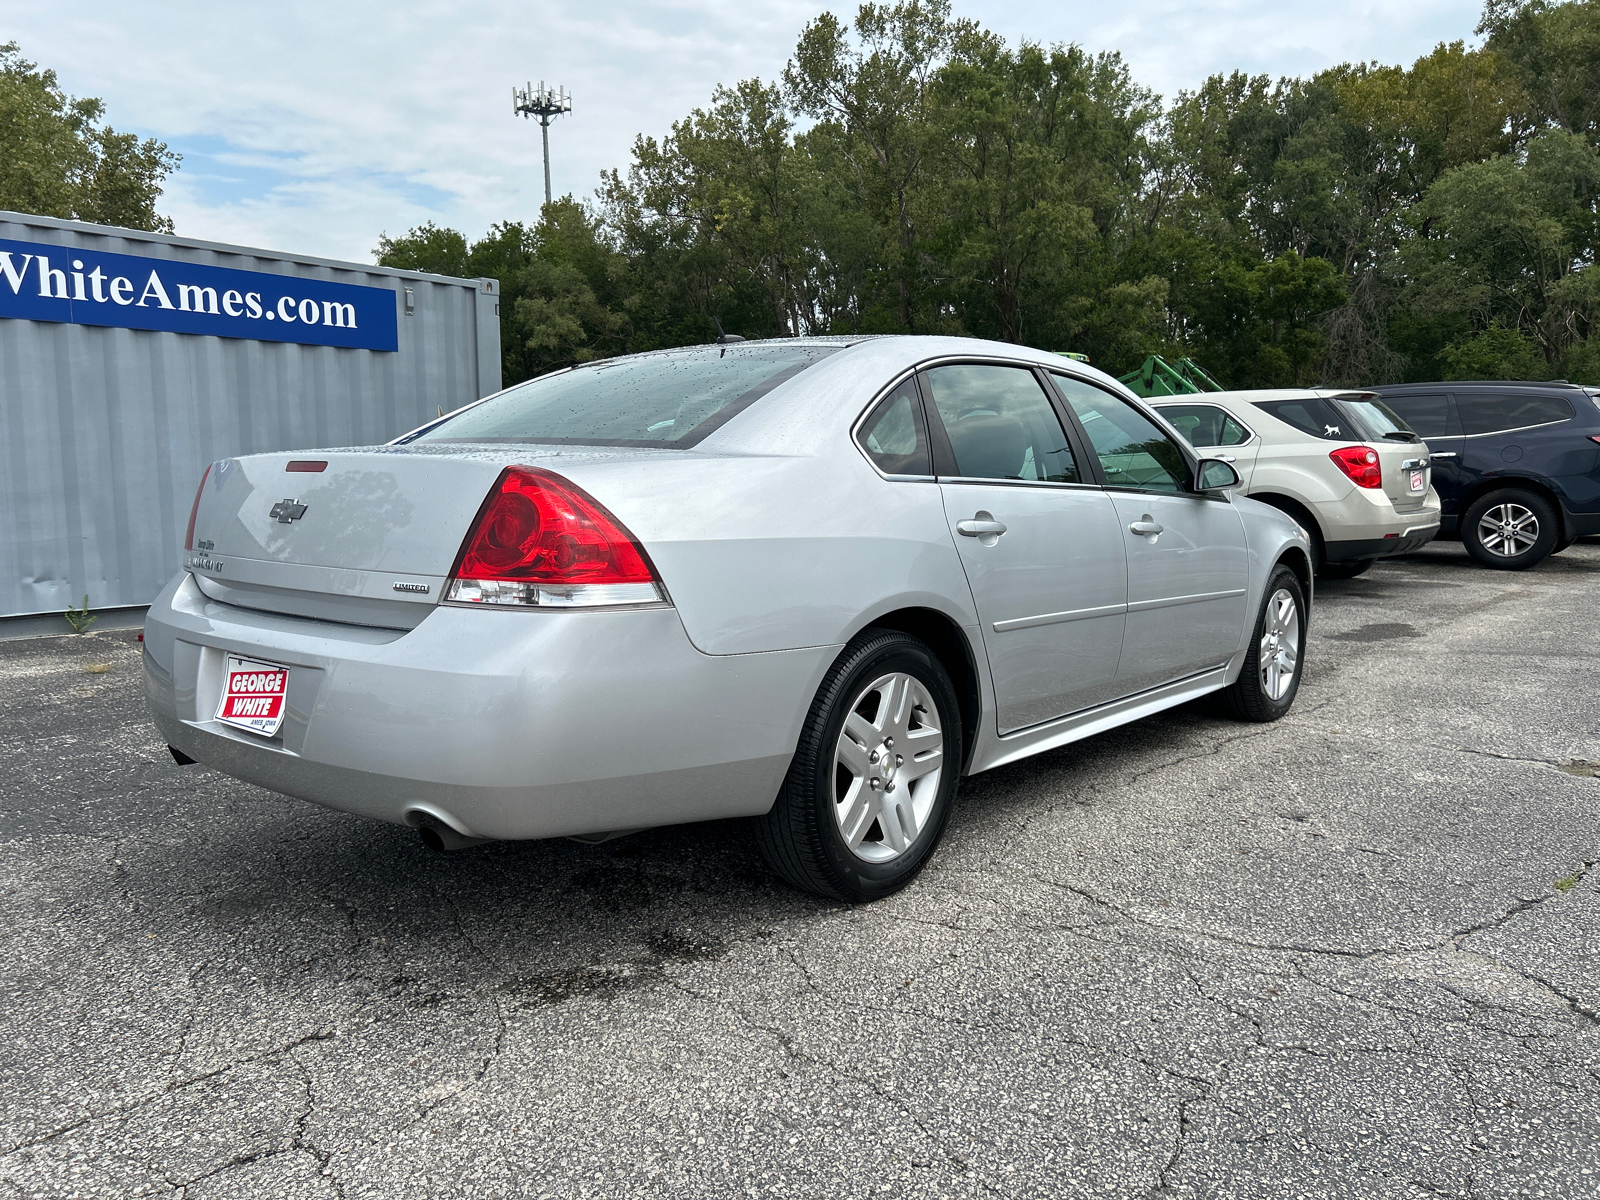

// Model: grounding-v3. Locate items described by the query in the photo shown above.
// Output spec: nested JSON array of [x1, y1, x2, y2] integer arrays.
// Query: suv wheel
[[756, 629, 962, 902], [1462, 488, 1559, 570]]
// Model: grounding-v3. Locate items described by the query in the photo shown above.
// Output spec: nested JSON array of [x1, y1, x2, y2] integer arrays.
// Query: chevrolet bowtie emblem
[[270, 499, 309, 523]]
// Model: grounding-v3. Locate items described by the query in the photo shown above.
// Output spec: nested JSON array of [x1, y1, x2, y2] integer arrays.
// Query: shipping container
[[0, 210, 501, 621]]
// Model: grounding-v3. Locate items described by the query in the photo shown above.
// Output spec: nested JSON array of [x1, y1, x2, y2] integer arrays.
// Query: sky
[[5, 0, 1485, 264]]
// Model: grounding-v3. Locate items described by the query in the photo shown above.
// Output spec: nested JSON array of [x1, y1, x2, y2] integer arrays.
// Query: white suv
[[1152, 390, 1442, 579]]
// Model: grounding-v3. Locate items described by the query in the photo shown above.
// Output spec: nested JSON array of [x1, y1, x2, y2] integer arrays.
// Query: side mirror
[[1195, 458, 1242, 492]]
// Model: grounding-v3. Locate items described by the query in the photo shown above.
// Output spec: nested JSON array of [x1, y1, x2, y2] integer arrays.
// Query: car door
[[1151, 401, 1261, 485], [1382, 392, 1464, 516], [1051, 374, 1250, 694], [920, 362, 1129, 734]]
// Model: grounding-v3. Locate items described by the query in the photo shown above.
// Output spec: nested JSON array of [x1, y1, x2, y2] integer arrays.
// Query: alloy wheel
[[1478, 503, 1540, 557], [1258, 588, 1300, 701], [832, 671, 944, 863]]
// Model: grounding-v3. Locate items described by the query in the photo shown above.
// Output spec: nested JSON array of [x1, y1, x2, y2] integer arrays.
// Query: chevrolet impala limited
[[144, 336, 1314, 901]]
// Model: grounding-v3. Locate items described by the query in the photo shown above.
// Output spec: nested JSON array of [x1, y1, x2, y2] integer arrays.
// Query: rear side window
[[922, 364, 1080, 483], [1251, 397, 1356, 440], [1455, 392, 1574, 435], [412, 343, 838, 448], [1382, 394, 1456, 438], [857, 378, 932, 476], [1157, 403, 1251, 447]]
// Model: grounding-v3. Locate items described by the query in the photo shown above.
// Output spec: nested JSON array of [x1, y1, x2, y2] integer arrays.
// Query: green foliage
[[381, 0, 1600, 389], [63, 595, 96, 634], [0, 43, 179, 232]]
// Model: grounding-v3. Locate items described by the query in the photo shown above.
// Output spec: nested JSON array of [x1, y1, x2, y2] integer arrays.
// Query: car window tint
[[1157, 403, 1250, 447], [922, 364, 1079, 483], [1251, 397, 1353, 440], [1054, 376, 1188, 493], [1339, 397, 1413, 439], [412, 343, 838, 447], [1455, 392, 1574, 435], [1382, 394, 1454, 438], [857, 377, 931, 475]]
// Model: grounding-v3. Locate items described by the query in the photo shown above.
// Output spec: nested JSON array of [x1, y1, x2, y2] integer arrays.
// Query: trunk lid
[[185, 445, 671, 628], [1371, 437, 1433, 513]]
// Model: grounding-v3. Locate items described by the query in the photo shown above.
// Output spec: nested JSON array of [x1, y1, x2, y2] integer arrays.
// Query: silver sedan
[[144, 336, 1314, 901]]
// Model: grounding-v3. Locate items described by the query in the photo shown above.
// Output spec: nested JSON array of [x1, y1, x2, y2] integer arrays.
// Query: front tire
[[1462, 488, 1558, 570], [756, 630, 962, 902], [1217, 565, 1306, 723]]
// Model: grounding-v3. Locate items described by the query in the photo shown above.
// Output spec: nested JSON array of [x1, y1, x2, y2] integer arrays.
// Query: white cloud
[[4, 0, 1482, 263]]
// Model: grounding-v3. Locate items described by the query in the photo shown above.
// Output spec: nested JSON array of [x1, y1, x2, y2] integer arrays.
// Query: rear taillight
[[1328, 445, 1382, 489], [1589, 435, 1600, 445], [446, 466, 665, 608], [183, 463, 212, 550]]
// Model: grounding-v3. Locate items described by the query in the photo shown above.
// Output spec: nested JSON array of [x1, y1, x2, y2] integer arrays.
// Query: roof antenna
[[713, 316, 745, 345]]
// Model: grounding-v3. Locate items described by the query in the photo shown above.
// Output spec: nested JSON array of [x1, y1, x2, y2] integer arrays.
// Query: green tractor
[[1116, 355, 1225, 398]]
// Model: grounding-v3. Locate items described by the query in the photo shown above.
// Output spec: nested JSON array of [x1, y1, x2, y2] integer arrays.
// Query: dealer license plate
[[217, 655, 290, 737], [1409, 469, 1425, 493]]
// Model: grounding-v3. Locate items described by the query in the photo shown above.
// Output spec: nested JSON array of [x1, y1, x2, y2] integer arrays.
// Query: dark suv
[[1371, 382, 1600, 569]]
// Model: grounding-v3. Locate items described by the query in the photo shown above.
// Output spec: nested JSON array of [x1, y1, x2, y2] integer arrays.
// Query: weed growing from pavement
[[1553, 874, 1582, 893], [63, 595, 96, 634]]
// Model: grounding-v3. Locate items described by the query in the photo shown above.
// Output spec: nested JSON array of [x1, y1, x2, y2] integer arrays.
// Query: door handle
[[1216, 455, 1237, 463], [956, 518, 1008, 537], [1129, 519, 1164, 537]]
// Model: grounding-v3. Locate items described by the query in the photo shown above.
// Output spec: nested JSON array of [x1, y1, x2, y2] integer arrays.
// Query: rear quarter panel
[[555, 450, 979, 656]]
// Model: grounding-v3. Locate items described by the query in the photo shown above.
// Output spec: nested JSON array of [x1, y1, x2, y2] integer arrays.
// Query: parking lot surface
[[2, 538, 1597, 1199]]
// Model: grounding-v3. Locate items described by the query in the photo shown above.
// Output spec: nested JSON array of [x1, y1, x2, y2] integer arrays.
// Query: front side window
[[1054, 376, 1188, 493], [922, 364, 1080, 483], [1382, 394, 1455, 439], [1252, 396, 1356, 440], [1455, 391, 1574, 436], [412, 344, 838, 448], [857, 377, 932, 475], [1158, 403, 1251, 448]]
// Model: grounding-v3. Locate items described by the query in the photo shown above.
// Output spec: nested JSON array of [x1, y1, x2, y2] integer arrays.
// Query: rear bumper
[[1324, 522, 1440, 563], [143, 573, 833, 841]]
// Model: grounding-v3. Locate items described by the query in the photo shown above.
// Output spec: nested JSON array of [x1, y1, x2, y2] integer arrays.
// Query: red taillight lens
[[447, 467, 663, 608], [1328, 445, 1383, 489], [183, 463, 212, 550]]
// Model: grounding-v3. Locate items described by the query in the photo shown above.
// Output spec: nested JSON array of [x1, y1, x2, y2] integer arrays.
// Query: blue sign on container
[[0, 236, 399, 351]]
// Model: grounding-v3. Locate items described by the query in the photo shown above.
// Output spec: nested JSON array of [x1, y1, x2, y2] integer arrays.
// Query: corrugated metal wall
[[0, 212, 501, 619]]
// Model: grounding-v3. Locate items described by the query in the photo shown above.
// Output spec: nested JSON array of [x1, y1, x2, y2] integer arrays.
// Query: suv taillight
[[183, 463, 212, 550], [446, 466, 664, 608], [1328, 445, 1382, 489]]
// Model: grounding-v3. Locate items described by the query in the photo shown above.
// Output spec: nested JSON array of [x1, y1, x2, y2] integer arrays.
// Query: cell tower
[[513, 82, 572, 209]]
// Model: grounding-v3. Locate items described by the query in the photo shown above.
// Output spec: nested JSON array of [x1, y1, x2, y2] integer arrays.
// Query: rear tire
[[755, 630, 962, 903], [1462, 488, 1558, 570], [1217, 565, 1306, 724], [1317, 557, 1374, 580]]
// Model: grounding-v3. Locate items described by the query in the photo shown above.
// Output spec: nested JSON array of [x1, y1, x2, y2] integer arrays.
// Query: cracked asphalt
[[2, 537, 1598, 1199]]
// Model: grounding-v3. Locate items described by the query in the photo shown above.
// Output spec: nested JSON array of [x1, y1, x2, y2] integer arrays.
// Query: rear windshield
[[1251, 397, 1356, 441], [412, 343, 838, 448], [1336, 396, 1419, 441]]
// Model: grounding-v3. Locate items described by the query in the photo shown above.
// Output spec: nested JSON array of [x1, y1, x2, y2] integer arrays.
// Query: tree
[[0, 42, 178, 232]]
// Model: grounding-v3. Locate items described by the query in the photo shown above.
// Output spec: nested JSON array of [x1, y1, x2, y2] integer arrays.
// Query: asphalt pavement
[[2, 538, 1597, 1199]]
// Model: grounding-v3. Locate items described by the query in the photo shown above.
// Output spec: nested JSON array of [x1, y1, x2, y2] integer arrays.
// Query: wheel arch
[[857, 606, 983, 774], [1275, 545, 1315, 616], [1459, 475, 1568, 540], [1249, 492, 1328, 562]]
